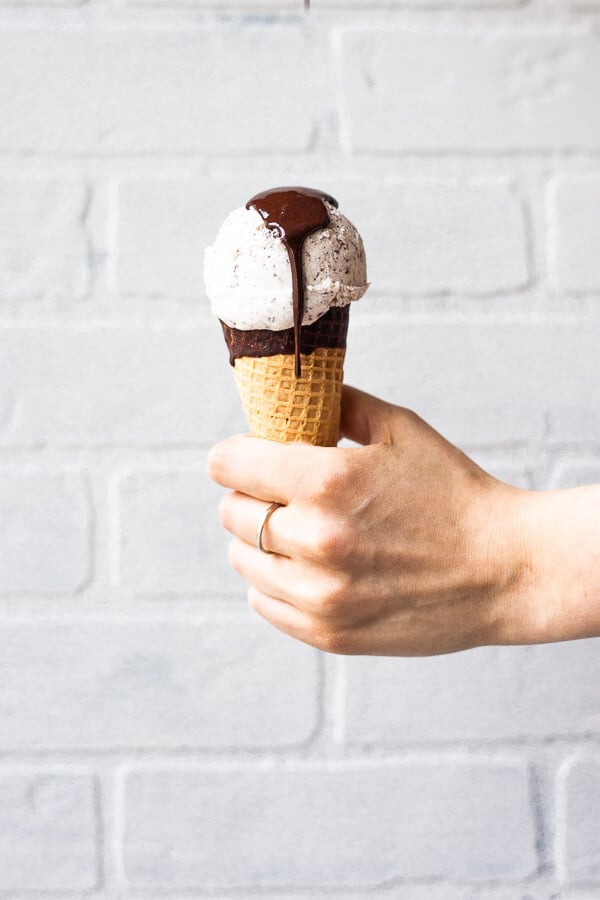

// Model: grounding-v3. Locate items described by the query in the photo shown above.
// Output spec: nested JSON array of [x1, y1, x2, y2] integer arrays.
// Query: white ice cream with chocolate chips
[[204, 200, 368, 331]]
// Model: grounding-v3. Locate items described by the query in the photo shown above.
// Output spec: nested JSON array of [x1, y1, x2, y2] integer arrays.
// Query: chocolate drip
[[246, 186, 338, 377], [221, 304, 349, 366]]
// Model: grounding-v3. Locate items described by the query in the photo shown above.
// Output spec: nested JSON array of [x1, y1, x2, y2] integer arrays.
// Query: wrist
[[519, 486, 600, 644], [467, 481, 546, 647], [480, 484, 600, 647]]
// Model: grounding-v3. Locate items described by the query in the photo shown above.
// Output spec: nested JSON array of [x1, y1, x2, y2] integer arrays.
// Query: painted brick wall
[[0, 0, 599, 897]]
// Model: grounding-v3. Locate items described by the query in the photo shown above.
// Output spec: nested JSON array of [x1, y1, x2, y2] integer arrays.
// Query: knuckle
[[313, 456, 354, 503], [313, 624, 355, 656], [247, 587, 260, 612], [207, 445, 228, 483], [311, 519, 338, 560], [315, 575, 351, 618], [396, 406, 421, 429], [227, 539, 242, 572], [218, 493, 233, 528], [311, 519, 354, 568]]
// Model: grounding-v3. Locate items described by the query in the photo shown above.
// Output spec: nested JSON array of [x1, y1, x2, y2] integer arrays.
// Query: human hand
[[207, 386, 537, 656]]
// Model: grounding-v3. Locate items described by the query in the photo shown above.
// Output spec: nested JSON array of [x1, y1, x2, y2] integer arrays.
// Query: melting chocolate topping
[[246, 186, 338, 377]]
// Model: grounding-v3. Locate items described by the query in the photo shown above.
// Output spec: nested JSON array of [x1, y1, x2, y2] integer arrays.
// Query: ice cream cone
[[222, 304, 350, 446], [232, 346, 345, 446], [204, 188, 369, 448]]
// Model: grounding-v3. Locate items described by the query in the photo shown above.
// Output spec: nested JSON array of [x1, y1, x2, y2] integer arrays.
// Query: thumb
[[340, 385, 398, 446]]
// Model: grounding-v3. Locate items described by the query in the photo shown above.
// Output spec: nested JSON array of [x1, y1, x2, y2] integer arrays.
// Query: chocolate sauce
[[246, 186, 338, 377]]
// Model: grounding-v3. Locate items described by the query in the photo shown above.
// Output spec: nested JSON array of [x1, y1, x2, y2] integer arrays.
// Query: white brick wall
[[342, 181, 531, 295], [0, 0, 598, 895], [0, 472, 91, 594], [0, 621, 319, 749], [0, 180, 89, 300], [550, 176, 600, 293], [342, 642, 600, 744], [557, 757, 600, 885], [120, 760, 536, 888], [0, 771, 99, 891], [339, 31, 600, 153], [116, 470, 242, 594], [0, 325, 244, 445], [0, 29, 322, 155]]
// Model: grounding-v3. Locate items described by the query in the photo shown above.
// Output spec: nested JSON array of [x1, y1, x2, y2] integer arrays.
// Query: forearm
[[498, 485, 600, 646]]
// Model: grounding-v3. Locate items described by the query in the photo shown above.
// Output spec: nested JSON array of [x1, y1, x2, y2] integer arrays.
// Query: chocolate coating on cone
[[221, 304, 349, 366], [246, 187, 338, 376]]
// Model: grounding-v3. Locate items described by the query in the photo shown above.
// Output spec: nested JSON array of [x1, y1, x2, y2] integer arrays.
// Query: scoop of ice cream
[[204, 200, 368, 331]]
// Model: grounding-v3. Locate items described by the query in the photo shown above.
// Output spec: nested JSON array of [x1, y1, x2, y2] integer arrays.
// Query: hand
[[207, 386, 539, 656]]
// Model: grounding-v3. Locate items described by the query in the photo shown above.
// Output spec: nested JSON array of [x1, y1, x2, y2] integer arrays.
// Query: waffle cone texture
[[233, 347, 345, 447]]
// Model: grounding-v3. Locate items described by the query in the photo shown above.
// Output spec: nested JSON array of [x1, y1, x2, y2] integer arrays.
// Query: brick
[[2, 320, 597, 449], [343, 640, 600, 744], [0, 771, 97, 891], [318, 0, 520, 6], [2, 320, 596, 449], [550, 461, 600, 489], [124, 178, 529, 299], [132, 0, 299, 6], [120, 760, 535, 888], [0, 29, 320, 155], [0, 621, 319, 749], [340, 31, 600, 153], [557, 756, 600, 885], [217, 891, 549, 900], [342, 182, 529, 295], [118, 177, 264, 299], [0, 325, 245, 446], [119, 174, 332, 301], [201, 890, 554, 900], [118, 179, 206, 299], [0, 180, 89, 300], [555, 894, 600, 900], [118, 175, 527, 301], [344, 318, 600, 447], [0, 0, 83, 5], [550, 177, 600, 292], [116, 470, 242, 596], [0, 472, 91, 595]]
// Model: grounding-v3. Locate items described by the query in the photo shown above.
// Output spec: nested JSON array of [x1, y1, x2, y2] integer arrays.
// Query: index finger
[[207, 434, 336, 503]]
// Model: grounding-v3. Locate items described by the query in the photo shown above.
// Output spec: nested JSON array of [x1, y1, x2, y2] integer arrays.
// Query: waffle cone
[[232, 348, 345, 446]]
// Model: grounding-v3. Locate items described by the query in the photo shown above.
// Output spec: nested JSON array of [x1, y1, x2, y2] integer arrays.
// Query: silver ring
[[256, 502, 282, 554]]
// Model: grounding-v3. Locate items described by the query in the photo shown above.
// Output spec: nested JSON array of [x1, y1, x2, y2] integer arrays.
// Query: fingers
[[341, 386, 438, 453], [229, 538, 318, 608], [220, 492, 292, 557], [207, 434, 338, 503], [229, 537, 352, 622], [340, 385, 396, 446], [248, 588, 362, 655], [220, 490, 366, 570], [248, 588, 319, 647]]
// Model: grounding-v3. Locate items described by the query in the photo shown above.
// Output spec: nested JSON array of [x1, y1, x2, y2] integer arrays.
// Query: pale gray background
[[0, 0, 599, 897]]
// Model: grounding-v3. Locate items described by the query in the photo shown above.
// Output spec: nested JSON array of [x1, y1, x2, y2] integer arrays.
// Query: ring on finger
[[256, 502, 283, 554]]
